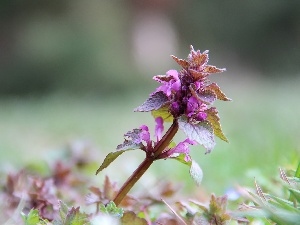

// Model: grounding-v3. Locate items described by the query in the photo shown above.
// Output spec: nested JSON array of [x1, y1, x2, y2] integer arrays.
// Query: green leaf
[[171, 154, 203, 185], [22, 209, 40, 225], [151, 105, 173, 122], [268, 194, 299, 212], [65, 207, 90, 225], [289, 188, 300, 203], [172, 153, 192, 166], [55, 201, 90, 225], [191, 195, 231, 224], [96, 150, 131, 175], [134, 91, 169, 112], [59, 201, 69, 222], [121, 211, 148, 225], [178, 116, 215, 153], [189, 160, 203, 185], [295, 162, 300, 178], [100, 201, 124, 218], [205, 107, 228, 142]]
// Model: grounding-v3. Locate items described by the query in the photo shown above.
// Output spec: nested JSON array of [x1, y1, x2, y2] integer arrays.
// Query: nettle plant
[[96, 46, 231, 206]]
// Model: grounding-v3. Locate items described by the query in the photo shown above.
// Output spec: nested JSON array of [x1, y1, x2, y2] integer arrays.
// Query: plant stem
[[153, 119, 178, 158], [113, 119, 179, 206], [113, 157, 153, 206]]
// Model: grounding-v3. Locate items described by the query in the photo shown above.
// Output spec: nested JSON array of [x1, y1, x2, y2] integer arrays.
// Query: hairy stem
[[113, 119, 179, 206]]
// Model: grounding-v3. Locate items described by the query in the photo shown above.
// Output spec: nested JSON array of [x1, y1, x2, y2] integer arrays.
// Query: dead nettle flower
[[96, 46, 231, 205], [134, 46, 231, 154]]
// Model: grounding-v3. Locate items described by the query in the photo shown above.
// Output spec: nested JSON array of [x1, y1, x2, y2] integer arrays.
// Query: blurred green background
[[0, 0, 299, 195]]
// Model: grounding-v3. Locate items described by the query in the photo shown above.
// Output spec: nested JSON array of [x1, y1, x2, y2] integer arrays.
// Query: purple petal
[[186, 96, 199, 116], [197, 112, 207, 121], [139, 125, 150, 143], [154, 70, 181, 97], [155, 117, 164, 141], [193, 81, 202, 90], [140, 125, 149, 131], [166, 69, 179, 80], [155, 85, 169, 96], [167, 138, 196, 161], [171, 80, 181, 92]]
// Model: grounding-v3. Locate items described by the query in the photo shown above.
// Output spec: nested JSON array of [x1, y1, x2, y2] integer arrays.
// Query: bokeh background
[[1, 0, 300, 195]]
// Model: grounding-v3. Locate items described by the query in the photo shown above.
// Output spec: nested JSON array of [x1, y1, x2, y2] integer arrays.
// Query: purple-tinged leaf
[[117, 140, 144, 151], [189, 69, 206, 80], [117, 127, 149, 151], [123, 129, 142, 143], [205, 83, 231, 101], [188, 46, 209, 67], [178, 116, 215, 153], [190, 83, 217, 105], [171, 55, 189, 69], [120, 128, 146, 148], [198, 90, 217, 105], [205, 107, 228, 142], [96, 128, 147, 175], [134, 91, 169, 112], [190, 160, 203, 186], [153, 75, 173, 83], [204, 65, 226, 74]]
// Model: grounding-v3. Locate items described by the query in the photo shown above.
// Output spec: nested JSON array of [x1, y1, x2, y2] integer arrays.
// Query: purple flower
[[154, 70, 181, 97], [149, 47, 227, 124], [186, 96, 199, 117], [196, 112, 207, 121], [186, 96, 208, 121], [155, 117, 164, 141], [139, 125, 151, 147], [158, 138, 196, 162]]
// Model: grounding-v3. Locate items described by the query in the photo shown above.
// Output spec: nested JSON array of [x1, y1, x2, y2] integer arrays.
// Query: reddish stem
[[113, 119, 179, 206]]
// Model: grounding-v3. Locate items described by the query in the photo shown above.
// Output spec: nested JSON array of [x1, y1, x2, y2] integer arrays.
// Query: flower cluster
[[134, 46, 230, 155], [152, 46, 229, 123]]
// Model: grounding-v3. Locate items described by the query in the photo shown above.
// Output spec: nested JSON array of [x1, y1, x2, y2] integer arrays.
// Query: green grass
[[0, 76, 299, 196]]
